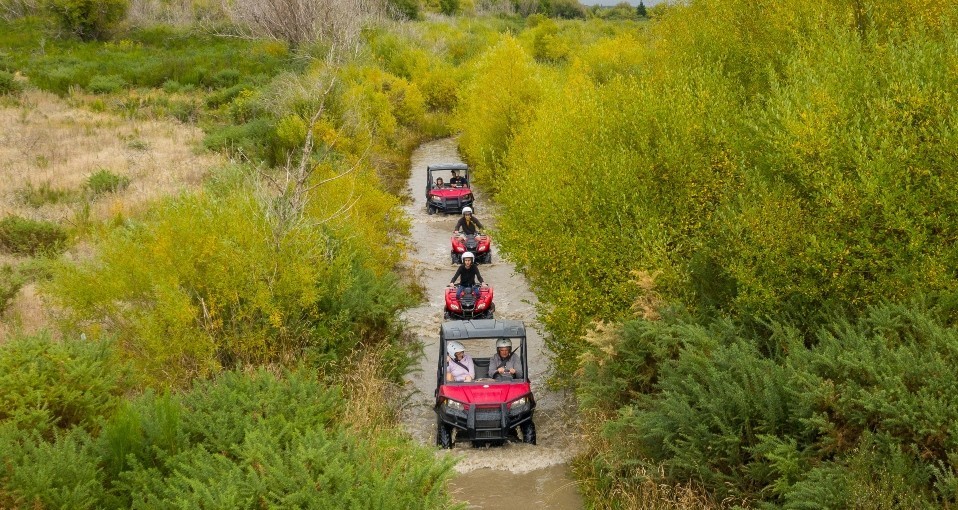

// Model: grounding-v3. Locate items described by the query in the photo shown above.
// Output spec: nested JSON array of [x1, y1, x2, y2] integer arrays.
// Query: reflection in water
[[400, 138, 583, 509]]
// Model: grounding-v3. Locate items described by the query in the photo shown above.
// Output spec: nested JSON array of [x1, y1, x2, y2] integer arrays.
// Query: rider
[[488, 338, 522, 380], [449, 170, 467, 187], [435, 177, 445, 188], [448, 251, 485, 300], [446, 341, 474, 382], [454, 207, 484, 240]]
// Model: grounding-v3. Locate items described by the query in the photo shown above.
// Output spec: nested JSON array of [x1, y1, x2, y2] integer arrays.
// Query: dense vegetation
[[0, 2, 483, 507], [452, 0, 958, 506], [5, 0, 956, 506]]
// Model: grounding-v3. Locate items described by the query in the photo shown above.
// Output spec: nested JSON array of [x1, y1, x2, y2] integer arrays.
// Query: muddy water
[[400, 138, 583, 509]]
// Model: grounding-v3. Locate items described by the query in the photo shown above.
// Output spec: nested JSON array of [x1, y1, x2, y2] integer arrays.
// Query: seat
[[473, 357, 491, 378]]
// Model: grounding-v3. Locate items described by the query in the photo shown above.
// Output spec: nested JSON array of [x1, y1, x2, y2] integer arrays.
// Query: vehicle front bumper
[[435, 397, 535, 441], [429, 196, 474, 213]]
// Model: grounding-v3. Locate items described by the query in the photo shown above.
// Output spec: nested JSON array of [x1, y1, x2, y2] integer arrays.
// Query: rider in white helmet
[[446, 340, 475, 382], [489, 337, 522, 379], [454, 206, 484, 242], [448, 250, 486, 300]]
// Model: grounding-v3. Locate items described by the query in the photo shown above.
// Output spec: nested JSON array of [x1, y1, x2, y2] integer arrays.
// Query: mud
[[400, 138, 583, 509]]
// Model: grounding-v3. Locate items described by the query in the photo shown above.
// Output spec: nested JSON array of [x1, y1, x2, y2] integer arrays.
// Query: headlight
[[450, 303, 460, 311], [510, 397, 530, 414], [476, 302, 487, 311], [431, 196, 443, 203], [463, 194, 472, 201], [445, 399, 464, 411]]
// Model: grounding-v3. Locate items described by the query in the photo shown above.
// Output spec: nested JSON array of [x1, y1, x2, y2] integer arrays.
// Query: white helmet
[[462, 207, 473, 215], [448, 341, 465, 356], [462, 252, 474, 261], [496, 338, 512, 349]]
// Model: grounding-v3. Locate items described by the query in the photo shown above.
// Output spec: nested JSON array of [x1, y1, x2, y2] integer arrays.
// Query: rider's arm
[[454, 218, 464, 231], [474, 218, 484, 230], [475, 266, 483, 284], [450, 266, 463, 284]]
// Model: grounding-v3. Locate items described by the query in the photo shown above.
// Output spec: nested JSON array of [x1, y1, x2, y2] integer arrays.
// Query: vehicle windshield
[[443, 337, 524, 383], [430, 169, 469, 188]]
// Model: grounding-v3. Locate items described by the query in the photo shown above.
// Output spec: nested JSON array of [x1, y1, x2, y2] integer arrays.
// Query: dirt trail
[[400, 139, 583, 508]]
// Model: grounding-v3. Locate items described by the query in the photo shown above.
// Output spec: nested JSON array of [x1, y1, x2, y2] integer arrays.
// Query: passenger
[[489, 338, 522, 380], [454, 207, 484, 241], [450, 170, 467, 187], [435, 177, 445, 188], [446, 341, 474, 382], [447, 252, 485, 300]]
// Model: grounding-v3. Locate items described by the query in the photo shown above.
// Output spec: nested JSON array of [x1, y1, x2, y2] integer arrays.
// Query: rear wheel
[[520, 420, 536, 445], [437, 420, 453, 449]]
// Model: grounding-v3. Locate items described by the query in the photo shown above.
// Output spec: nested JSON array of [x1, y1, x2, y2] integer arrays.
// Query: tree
[[636, 0, 647, 17], [45, 0, 128, 41]]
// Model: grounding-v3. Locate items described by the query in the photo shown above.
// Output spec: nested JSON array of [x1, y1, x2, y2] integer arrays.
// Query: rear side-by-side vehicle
[[435, 320, 536, 448]]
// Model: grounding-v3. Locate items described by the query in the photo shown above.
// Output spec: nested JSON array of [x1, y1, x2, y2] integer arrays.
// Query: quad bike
[[435, 320, 537, 449], [444, 285, 495, 320], [451, 233, 492, 264]]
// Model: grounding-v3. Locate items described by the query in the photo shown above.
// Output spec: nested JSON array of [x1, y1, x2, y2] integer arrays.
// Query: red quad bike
[[445, 285, 495, 320], [451, 233, 492, 264], [425, 163, 474, 215], [435, 320, 537, 448]]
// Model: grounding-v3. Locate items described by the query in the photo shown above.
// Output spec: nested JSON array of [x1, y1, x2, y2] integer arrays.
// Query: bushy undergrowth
[[0, 215, 68, 255], [50, 167, 411, 387], [0, 339, 457, 509], [451, 0, 958, 506], [577, 301, 958, 506]]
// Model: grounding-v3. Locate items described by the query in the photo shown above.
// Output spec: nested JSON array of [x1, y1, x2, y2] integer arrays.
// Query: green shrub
[[0, 334, 131, 436], [203, 118, 274, 160], [204, 83, 249, 108], [578, 301, 958, 505], [85, 169, 129, 195], [386, 0, 421, 19], [1, 426, 105, 510], [0, 70, 23, 95], [52, 169, 411, 386], [1, 368, 457, 509], [16, 181, 75, 207], [209, 68, 240, 88], [0, 215, 68, 255], [0, 264, 25, 314], [86, 73, 125, 94], [44, 0, 129, 41]]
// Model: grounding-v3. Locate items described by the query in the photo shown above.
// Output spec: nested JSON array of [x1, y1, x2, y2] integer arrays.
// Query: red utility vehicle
[[444, 286, 494, 320], [435, 320, 537, 448], [426, 163, 474, 215]]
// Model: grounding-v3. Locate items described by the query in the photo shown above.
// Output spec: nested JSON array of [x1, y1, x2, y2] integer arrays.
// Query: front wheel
[[451, 253, 460, 264], [427, 205, 435, 215], [520, 420, 536, 445], [443, 311, 452, 320], [437, 420, 453, 449]]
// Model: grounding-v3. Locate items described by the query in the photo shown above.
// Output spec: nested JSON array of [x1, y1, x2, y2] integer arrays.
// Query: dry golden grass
[[0, 89, 222, 340], [0, 89, 220, 223]]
